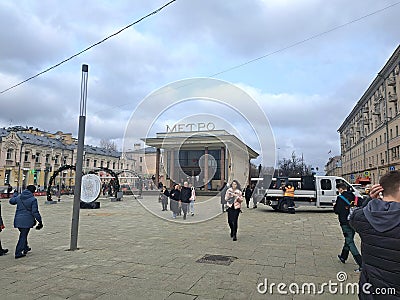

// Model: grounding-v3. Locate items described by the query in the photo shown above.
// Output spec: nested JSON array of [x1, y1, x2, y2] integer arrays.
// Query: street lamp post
[[70, 64, 89, 251]]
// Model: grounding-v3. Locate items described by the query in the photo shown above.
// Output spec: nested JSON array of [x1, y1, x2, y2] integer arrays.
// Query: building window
[[24, 151, 29, 162], [139, 166, 143, 172], [107, 161, 110, 168], [390, 129, 393, 139], [112, 162, 116, 169], [45, 154, 50, 163], [120, 163, 123, 169], [94, 160, 97, 167], [86, 159, 90, 167], [100, 161, 104, 168], [139, 157, 143, 163], [6, 149, 13, 160], [63, 156, 67, 165], [397, 125, 399, 136], [55, 155, 59, 164], [35, 153, 40, 163]]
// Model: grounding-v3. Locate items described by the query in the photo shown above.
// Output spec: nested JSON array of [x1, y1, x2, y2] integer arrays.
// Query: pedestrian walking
[[189, 185, 196, 216], [0, 201, 8, 256], [225, 180, 243, 241], [160, 186, 169, 211], [334, 183, 362, 272], [220, 182, 228, 213], [244, 185, 252, 208], [180, 182, 191, 220], [349, 172, 400, 299], [170, 184, 181, 219], [9, 185, 43, 259], [6, 183, 12, 198]]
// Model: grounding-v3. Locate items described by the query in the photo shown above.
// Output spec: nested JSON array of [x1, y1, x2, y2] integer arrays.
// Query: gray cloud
[[0, 0, 398, 173]]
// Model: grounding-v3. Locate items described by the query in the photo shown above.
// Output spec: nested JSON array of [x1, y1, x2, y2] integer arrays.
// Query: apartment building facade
[[0, 126, 134, 191], [338, 45, 400, 184]]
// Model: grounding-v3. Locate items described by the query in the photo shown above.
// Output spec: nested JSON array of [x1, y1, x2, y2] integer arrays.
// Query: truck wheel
[[279, 200, 289, 213]]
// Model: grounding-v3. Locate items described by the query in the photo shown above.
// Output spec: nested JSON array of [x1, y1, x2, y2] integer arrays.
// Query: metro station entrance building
[[143, 123, 259, 191]]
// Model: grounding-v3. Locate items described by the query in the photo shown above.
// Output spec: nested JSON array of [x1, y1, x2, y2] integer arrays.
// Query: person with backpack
[[334, 183, 362, 272], [9, 185, 43, 259]]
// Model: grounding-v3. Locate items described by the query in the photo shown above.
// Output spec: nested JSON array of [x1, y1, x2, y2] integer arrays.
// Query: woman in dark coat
[[9, 185, 43, 259], [244, 185, 253, 208], [0, 201, 8, 256], [169, 184, 181, 219], [160, 186, 169, 211]]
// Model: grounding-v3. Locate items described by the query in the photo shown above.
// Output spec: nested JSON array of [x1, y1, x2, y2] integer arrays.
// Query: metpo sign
[[166, 122, 216, 132]]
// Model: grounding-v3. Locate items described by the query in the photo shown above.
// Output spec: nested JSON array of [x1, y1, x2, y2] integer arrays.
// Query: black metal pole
[[70, 64, 88, 251]]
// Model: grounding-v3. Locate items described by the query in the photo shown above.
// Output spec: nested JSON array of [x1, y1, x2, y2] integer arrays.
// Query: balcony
[[35, 162, 42, 169], [387, 76, 396, 86], [389, 92, 398, 102], [5, 160, 14, 166], [23, 161, 31, 168]]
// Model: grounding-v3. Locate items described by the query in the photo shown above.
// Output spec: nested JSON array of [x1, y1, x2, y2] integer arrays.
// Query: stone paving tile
[[0, 196, 360, 299]]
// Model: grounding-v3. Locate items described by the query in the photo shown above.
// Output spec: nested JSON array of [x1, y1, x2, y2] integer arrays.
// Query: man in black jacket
[[349, 171, 400, 299], [334, 183, 362, 272], [180, 182, 191, 220]]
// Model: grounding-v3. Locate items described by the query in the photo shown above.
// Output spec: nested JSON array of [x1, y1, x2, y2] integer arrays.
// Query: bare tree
[[100, 139, 117, 151], [275, 151, 312, 177]]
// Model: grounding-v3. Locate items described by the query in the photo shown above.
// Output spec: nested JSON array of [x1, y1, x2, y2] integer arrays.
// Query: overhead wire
[[90, 0, 400, 115], [0, 0, 177, 94]]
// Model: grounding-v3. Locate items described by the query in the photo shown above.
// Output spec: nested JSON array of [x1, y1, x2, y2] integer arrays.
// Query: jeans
[[189, 200, 195, 214], [181, 203, 189, 218], [340, 224, 360, 259], [16, 228, 30, 256], [227, 207, 240, 237], [161, 197, 168, 210]]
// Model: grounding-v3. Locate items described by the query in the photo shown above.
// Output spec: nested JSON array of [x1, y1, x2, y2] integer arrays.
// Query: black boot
[[338, 249, 349, 263], [354, 254, 362, 270], [0, 241, 8, 255]]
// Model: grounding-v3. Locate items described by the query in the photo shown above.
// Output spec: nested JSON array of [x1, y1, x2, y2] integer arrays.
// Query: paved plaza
[[0, 195, 362, 299]]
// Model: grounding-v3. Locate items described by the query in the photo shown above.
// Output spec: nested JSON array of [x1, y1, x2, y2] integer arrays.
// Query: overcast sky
[[0, 0, 399, 171]]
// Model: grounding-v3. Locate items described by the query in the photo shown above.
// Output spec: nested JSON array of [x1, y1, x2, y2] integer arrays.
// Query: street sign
[[364, 171, 370, 177], [389, 166, 395, 171], [350, 174, 355, 180]]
